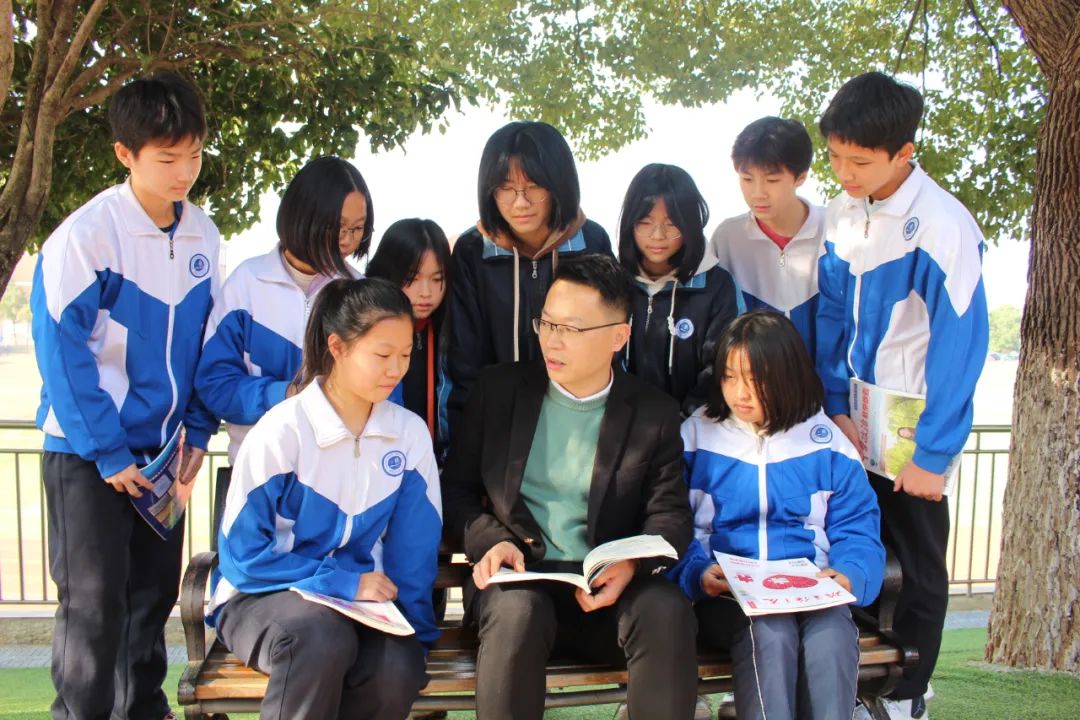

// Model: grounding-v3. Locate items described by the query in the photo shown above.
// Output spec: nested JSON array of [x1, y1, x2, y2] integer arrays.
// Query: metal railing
[[0, 422, 1011, 606]]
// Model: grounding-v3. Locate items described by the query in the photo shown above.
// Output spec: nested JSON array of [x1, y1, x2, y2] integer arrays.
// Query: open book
[[290, 587, 415, 636], [848, 378, 959, 495], [131, 424, 192, 539], [485, 535, 678, 594], [715, 553, 856, 616]]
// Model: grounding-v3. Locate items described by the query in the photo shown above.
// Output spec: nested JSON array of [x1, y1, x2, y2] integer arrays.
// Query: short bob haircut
[[297, 277, 413, 389], [109, 71, 207, 155], [551, 254, 634, 322], [618, 164, 708, 284], [277, 156, 374, 278], [477, 121, 581, 239], [704, 309, 823, 434], [731, 117, 813, 177], [819, 72, 924, 157], [366, 218, 452, 325]]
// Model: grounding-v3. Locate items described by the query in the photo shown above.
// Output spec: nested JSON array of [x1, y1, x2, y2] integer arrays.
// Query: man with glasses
[[443, 254, 698, 719]]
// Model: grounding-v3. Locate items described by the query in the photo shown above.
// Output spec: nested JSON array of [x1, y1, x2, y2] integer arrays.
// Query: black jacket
[[444, 220, 612, 439], [443, 361, 692, 611], [625, 262, 740, 417]]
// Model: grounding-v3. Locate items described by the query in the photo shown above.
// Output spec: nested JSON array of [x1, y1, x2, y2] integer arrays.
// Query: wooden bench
[[178, 474, 916, 719]]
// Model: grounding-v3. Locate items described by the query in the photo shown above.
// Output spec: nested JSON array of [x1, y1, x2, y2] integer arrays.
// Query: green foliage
[[2, 1, 1043, 250], [0, 284, 29, 324], [989, 305, 1022, 354]]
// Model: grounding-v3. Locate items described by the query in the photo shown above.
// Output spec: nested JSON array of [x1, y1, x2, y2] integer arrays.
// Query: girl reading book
[[207, 278, 441, 720], [670, 309, 885, 719]]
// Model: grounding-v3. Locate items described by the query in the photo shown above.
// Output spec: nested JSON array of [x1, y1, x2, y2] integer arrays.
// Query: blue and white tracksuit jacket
[[208, 381, 443, 645], [31, 181, 220, 478], [710, 202, 825, 357], [816, 165, 989, 474], [195, 249, 352, 463], [670, 410, 884, 607]]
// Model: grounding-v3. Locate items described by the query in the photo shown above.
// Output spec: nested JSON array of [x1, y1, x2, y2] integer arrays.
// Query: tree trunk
[[986, 0, 1080, 673]]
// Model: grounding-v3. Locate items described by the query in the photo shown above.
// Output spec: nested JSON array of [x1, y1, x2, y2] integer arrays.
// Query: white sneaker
[[880, 696, 929, 719], [612, 695, 712, 720]]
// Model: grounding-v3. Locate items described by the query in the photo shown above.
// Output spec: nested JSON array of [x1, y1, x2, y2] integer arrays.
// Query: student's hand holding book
[[815, 568, 852, 593], [893, 462, 945, 502], [575, 559, 637, 612], [356, 571, 398, 602], [178, 447, 205, 486], [105, 464, 155, 497], [700, 564, 731, 597], [473, 541, 525, 590]]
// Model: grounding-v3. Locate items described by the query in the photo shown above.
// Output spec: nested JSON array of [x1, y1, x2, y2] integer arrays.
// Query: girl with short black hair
[[671, 309, 885, 720], [617, 163, 740, 417], [367, 218, 452, 460], [197, 156, 371, 465], [445, 121, 613, 436]]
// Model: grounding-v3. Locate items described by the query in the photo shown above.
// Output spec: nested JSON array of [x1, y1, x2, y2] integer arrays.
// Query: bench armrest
[[875, 548, 902, 634], [180, 551, 218, 663]]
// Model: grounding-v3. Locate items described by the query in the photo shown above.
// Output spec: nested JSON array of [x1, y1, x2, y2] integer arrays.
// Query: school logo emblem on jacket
[[382, 450, 406, 476], [189, 253, 210, 278], [810, 424, 833, 444], [903, 217, 920, 241], [672, 318, 695, 340]]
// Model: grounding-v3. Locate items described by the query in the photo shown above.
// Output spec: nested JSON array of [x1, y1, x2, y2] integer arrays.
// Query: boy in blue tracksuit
[[30, 72, 219, 720], [710, 117, 825, 357], [817, 72, 989, 719], [671, 311, 884, 720]]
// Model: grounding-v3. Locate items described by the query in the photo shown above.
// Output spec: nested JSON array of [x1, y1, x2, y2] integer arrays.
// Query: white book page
[[290, 588, 415, 636]]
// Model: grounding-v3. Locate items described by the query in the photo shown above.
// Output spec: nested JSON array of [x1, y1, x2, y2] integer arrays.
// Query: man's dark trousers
[[44, 451, 184, 720], [471, 575, 698, 720]]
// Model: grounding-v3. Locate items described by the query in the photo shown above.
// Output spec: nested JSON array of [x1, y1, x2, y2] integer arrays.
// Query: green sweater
[[520, 380, 609, 561]]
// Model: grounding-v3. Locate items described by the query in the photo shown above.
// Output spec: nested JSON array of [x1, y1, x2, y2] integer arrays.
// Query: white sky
[[225, 91, 1030, 310]]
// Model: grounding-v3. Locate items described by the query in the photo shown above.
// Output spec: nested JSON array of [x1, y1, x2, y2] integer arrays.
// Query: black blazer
[[443, 360, 692, 586]]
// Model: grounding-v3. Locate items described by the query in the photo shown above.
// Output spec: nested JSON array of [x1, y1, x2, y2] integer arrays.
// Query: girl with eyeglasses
[[209, 278, 441, 720], [618, 163, 741, 417], [444, 121, 613, 438], [367, 218, 452, 464], [196, 156, 373, 471]]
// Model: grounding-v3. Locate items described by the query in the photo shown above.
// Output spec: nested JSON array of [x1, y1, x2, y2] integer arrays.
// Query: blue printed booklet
[[130, 424, 191, 539]]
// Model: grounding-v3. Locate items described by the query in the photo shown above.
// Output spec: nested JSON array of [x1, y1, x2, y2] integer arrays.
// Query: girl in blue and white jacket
[[208, 278, 442, 720], [195, 156, 372, 465], [671, 309, 884, 720]]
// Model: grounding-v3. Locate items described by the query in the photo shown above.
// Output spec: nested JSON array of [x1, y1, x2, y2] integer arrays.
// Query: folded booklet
[[130, 424, 193, 539], [290, 587, 415, 636], [485, 534, 678, 594], [714, 552, 856, 617], [849, 378, 959, 494]]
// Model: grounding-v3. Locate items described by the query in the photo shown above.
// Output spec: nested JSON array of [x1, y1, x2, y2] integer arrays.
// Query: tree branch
[[965, 0, 1003, 77], [892, 0, 923, 74]]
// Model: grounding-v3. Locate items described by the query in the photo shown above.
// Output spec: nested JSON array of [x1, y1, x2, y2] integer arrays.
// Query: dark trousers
[[871, 472, 950, 699], [216, 590, 428, 720], [43, 451, 184, 720], [698, 597, 859, 719], [470, 575, 698, 720]]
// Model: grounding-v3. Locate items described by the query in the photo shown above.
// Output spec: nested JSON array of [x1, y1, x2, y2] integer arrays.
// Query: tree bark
[[0, 0, 13, 117], [987, 0, 1080, 673]]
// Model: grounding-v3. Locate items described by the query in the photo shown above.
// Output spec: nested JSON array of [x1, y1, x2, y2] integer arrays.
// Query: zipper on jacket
[[169, 237, 175, 260], [778, 248, 786, 268], [160, 249, 179, 446], [354, 436, 361, 458], [531, 259, 538, 279], [645, 295, 655, 330]]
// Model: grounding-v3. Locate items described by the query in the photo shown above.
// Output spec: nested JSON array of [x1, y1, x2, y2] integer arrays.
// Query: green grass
[[0, 629, 1077, 719]]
